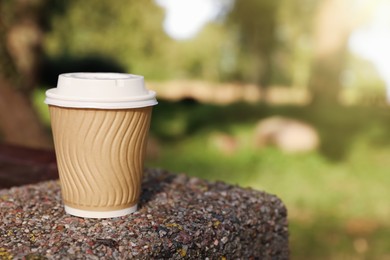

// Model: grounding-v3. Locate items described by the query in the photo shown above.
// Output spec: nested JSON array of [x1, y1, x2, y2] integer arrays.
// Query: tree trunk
[[308, 0, 352, 105], [228, 0, 279, 87], [0, 0, 51, 148], [308, 0, 375, 105], [0, 76, 52, 148]]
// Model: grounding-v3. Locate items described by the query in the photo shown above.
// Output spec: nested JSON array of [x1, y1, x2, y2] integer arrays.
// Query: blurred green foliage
[[42, 0, 386, 102], [44, 0, 170, 79]]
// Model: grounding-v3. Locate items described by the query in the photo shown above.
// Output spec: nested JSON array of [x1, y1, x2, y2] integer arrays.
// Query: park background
[[1, 0, 390, 258]]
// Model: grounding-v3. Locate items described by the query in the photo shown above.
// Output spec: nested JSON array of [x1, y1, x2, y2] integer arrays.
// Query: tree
[[222, 0, 376, 105], [226, 0, 280, 86], [44, 0, 169, 80], [308, 0, 376, 105], [0, 0, 51, 148], [0, 0, 168, 148]]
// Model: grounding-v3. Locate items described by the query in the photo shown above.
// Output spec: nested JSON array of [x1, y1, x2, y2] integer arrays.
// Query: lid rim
[[44, 98, 158, 109], [60, 72, 143, 81], [46, 88, 156, 102]]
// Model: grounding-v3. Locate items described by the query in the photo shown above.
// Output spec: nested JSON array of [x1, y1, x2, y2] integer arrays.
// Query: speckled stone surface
[[0, 169, 289, 259]]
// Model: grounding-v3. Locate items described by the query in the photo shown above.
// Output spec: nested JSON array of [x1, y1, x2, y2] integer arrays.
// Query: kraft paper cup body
[[45, 73, 157, 218], [48, 106, 151, 218]]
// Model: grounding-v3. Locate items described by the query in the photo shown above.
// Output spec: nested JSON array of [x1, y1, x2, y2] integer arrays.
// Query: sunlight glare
[[349, 1, 390, 101], [155, 0, 220, 40]]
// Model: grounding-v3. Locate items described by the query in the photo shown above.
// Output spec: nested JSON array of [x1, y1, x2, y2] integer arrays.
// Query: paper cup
[[45, 73, 157, 218]]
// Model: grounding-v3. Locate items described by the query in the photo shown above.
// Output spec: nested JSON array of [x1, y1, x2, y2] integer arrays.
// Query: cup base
[[64, 204, 137, 218]]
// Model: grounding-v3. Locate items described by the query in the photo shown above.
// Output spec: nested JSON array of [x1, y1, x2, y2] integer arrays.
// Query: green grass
[[147, 126, 390, 259], [34, 90, 390, 259]]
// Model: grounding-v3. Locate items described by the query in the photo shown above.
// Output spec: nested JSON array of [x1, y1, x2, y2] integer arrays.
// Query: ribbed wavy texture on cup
[[49, 106, 152, 211]]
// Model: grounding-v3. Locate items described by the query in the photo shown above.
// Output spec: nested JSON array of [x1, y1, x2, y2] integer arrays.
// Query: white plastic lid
[[45, 73, 158, 109]]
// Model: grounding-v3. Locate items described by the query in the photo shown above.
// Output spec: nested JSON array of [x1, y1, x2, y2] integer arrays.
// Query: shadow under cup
[[49, 105, 152, 218]]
